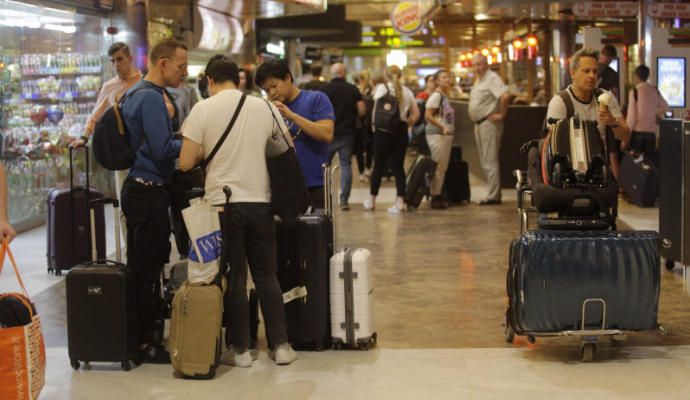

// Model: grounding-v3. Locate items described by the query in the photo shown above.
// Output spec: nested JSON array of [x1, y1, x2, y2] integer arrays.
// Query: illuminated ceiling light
[[481, 48, 490, 57], [43, 23, 76, 33], [526, 34, 538, 47], [475, 13, 489, 21], [459, 54, 467, 61], [491, 46, 500, 55], [513, 38, 524, 49]]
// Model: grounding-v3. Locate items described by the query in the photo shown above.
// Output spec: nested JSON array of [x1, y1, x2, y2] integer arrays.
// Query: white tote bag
[[182, 198, 222, 284]]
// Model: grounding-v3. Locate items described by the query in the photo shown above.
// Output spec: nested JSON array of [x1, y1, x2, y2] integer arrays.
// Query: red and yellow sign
[[391, 1, 424, 34]]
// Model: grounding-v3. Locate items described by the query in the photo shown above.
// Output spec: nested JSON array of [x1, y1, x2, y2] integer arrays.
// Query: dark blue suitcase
[[507, 230, 660, 334]]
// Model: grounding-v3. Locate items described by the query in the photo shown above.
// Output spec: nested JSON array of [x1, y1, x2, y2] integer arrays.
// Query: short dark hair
[[310, 63, 323, 77], [635, 65, 650, 81], [434, 69, 449, 80], [150, 38, 187, 64], [205, 54, 239, 86], [601, 44, 617, 58], [108, 42, 130, 57], [424, 74, 434, 83], [255, 59, 294, 87], [239, 68, 254, 90]]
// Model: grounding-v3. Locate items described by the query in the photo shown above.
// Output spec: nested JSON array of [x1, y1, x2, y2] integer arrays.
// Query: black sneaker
[[139, 344, 171, 364]]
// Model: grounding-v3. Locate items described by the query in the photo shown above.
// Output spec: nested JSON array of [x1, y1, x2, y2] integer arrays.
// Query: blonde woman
[[424, 69, 455, 209], [364, 65, 420, 213]]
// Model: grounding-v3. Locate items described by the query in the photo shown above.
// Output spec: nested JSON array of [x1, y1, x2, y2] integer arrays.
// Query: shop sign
[[572, 2, 638, 18], [647, 3, 690, 19], [391, 2, 424, 34]]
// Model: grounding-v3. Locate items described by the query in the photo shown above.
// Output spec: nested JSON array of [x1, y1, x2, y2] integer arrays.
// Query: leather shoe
[[478, 199, 502, 206]]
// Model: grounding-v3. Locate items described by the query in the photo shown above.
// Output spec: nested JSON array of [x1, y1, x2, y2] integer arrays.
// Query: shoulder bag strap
[[204, 93, 247, 167], [558, 90, 575, 119]]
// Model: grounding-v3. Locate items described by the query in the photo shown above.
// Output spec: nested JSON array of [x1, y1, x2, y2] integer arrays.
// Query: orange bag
[[0, 240, 46, 400]]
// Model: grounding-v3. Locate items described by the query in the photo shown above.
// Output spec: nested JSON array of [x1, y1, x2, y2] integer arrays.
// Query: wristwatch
[[80, 135, 89, 144]]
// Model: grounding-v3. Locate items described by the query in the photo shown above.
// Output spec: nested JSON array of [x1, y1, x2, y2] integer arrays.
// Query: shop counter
[[451, 101, 546, 189]]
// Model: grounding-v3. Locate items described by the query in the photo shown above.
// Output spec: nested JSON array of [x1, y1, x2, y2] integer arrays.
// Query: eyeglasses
[[163, 58, 188, 73]]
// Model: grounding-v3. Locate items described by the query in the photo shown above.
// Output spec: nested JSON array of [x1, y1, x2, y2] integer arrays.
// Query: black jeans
[[221, 203, 287, 350], [370, 129, 409, 197], [355, 127, 373, 174], [630, 131, 658, 165], [121, 179, 171, 346], [308, 186, 325, 210]]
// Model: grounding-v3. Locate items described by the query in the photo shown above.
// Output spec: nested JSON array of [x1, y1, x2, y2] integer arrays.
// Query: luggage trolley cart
[[505, 169, 666, 362]]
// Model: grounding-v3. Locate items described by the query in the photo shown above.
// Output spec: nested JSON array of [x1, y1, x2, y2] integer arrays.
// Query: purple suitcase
[[47, 147, 106, 275]]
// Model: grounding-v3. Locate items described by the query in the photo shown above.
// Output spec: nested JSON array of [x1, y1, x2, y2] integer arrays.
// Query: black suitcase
[[619, 152, 658, 207], [276, 211, 333, 350], [47, 147, 105, 275], [405, 155, 437, 209], [507, 230, 660, 334], [66, 198, 138, 371], [443, 145, 471, 203]]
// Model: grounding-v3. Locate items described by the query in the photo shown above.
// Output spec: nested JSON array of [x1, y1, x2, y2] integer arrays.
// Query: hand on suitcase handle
[[89, 198, 119, 208]]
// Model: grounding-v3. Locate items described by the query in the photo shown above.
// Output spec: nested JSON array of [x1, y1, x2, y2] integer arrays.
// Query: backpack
[[540, 89, 609, 188], [92, 87, 154, 171], [373, 84, 402, 133]]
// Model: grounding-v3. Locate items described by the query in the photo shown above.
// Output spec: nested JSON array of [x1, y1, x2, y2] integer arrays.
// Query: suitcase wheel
[[504, 319, 515, 344], [121, 360, 131, 371], [70, 359, 80, 370], [581, 342, 596, 362], [332, 342, 343, 350]]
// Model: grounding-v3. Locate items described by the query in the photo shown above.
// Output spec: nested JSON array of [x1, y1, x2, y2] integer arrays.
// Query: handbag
[[0, 240, 46, 400], [264, 100, 311, 221], [172, 93, 247, 192]]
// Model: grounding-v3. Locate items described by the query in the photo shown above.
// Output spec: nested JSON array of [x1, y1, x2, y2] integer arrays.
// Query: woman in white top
[[363, 65, 420, 213], [424, 69, 455, 209]]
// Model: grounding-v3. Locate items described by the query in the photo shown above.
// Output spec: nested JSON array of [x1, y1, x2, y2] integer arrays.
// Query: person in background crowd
[[624, 64, 669, 165], [0, 163, 16, 243], [468, 54, 510, 205], [364, 65, 420, 213], [120, 38, 187, 364], [546, 48, 630, 180], [425, 69, 455, 210], [239, 68, 262, 97], [416, 75, 436, 101], [319, 63, 366, 210], [166, 81, 198, 126], [598, 45, 619, 101], [299, 63, 326, 91], [197, 72, 209, 99], [355, 70, 374, 182], [179, 55, 296, 367], [255, 59, 334, 208], [71, 42, 142, 246]]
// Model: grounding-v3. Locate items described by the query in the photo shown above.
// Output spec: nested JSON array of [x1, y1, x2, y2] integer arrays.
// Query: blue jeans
[[329, 134, 355, 204]]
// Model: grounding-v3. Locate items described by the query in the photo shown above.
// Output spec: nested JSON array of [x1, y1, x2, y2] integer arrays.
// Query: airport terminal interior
[[2, 0, 690, 399]]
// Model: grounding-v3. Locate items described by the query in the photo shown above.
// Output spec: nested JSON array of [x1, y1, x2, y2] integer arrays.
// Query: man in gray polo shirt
[[468, 55, 510, 205]]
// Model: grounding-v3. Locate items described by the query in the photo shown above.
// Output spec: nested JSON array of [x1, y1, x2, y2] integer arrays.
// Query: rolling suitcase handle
[[89, 198, 122, 264], [322, 163, 340, 251]]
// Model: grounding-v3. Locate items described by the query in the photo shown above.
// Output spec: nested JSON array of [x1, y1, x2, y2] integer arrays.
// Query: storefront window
[[0, 0, 113, 230]]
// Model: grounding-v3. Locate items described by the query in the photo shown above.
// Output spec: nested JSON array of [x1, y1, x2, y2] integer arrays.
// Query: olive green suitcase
[[169, 277, 225, 379]]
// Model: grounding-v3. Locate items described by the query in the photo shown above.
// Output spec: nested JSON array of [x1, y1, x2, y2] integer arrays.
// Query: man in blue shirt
[[120, 38, 187, 363], [255, 60, 334, 208]]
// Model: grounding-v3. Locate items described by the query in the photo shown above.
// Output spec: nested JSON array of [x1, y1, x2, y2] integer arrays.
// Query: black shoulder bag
[[264, 100, 311, 222]]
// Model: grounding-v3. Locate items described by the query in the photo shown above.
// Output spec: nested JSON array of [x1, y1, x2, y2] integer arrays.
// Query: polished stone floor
[[3, 168, 690, 399]]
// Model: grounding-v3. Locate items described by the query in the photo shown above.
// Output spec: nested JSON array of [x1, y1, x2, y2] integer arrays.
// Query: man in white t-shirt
[[468, 55, 510, 205], [546, 48, 630, 179], [179, 55, 297, 368]]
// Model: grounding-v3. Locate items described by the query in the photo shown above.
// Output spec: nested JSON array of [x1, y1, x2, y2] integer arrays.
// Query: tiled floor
[[3, 170, 690, 399]]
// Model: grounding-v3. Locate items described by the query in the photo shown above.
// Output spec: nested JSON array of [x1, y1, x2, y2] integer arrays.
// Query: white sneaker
[[220, 349, 255, 368], [387, 205, 403, 214], [269, 343, 297, 365], [363, 199, 375, 211]]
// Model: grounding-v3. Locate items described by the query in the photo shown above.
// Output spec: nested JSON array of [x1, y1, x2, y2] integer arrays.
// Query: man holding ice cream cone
[[545, 48, 630, 179]]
